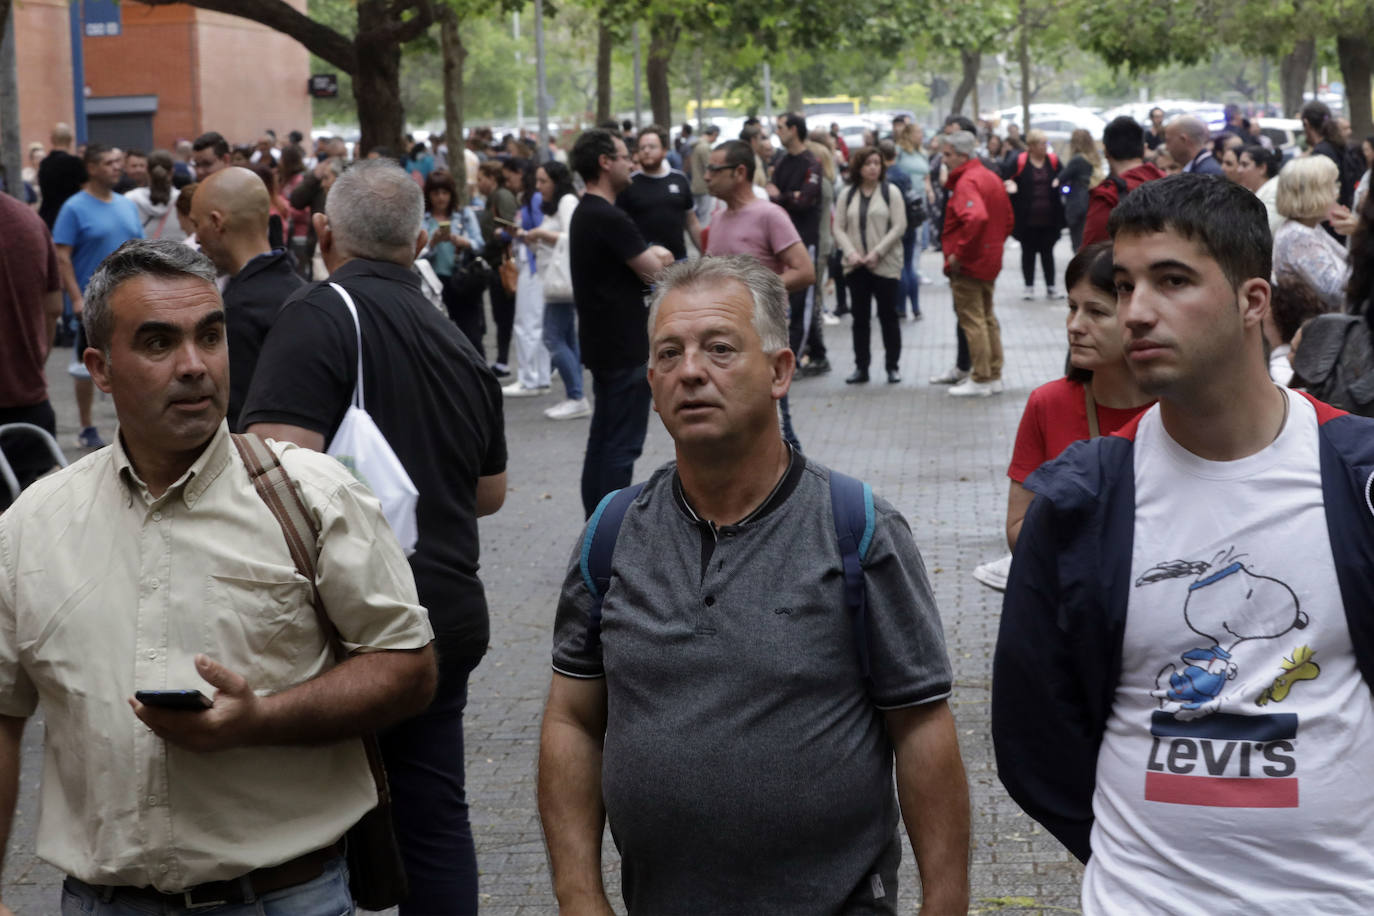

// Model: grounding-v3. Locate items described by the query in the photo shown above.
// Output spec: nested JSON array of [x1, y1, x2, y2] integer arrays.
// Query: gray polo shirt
[[552, 455, 952, 914]]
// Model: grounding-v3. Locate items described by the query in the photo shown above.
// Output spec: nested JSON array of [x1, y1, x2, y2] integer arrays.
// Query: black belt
[[69, 841, 344, 910]]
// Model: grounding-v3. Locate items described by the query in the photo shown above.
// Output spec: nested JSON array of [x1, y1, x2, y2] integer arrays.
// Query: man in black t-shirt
[[37, 123, 87, 230], [617, 124, 701, 260], [240, 159, 507, 914], [769, 112, 828, 374], [569, 128, 674, 517]]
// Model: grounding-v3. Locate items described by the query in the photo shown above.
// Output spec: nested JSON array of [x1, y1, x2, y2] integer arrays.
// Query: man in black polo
[[769, 111, 829, 375], [240, 159, 507, 915], [617, 124, 701, 259], [568, 128, 674, 517], [191, 166, 303, 430], [538, 256, 969, 914]]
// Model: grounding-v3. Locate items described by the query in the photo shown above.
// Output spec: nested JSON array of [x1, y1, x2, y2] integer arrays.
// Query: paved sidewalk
[[3, 242, 1085, 914]]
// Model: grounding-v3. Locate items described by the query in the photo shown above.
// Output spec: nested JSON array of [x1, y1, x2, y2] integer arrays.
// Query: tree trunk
[[1280, 40, 1314, 117], [596, 22, 612, 124], [1018, 0, 1031, 132], [786, 75, 804, 113], [0, 1, 20, 201], [1337, 35, 1373, 140], [352, 39, 405, 156], [646, 16, 677, 128], [949, 49, 980, 116], [440, 9, 467, 203]]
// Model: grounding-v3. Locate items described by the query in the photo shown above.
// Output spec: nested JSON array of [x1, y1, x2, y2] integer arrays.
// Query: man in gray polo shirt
[[537, 255, 969, 915]]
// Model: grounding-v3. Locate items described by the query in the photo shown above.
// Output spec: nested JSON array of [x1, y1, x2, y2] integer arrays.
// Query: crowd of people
[[3, 91, 1374, 916]]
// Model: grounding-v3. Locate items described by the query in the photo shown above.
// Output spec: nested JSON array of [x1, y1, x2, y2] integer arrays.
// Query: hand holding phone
[[135, 689, 213, 710]]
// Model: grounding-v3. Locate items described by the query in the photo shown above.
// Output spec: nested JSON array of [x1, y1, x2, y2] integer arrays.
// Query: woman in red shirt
[[1004, 240, 1154, 549]]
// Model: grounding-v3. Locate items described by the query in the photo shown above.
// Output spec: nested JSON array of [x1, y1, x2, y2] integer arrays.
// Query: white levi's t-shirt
[[1084, 388, 1374, 913]]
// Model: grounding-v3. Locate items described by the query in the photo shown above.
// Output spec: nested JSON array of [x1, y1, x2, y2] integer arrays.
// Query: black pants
[[788, 245, 826, 362], [0, 401, 57, 511], [381, 657, 481, 915], [829, 248, 848, 314], [847, 269, 901, 372], [444, 276, 486, 352], [1020, 226, 1060, 288], [488, 273, 516, 366], [581, 364, 652, 518]]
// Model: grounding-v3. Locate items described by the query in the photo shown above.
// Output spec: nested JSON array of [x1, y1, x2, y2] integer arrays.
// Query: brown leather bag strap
[[230, 433, 334, 653], [1084, 384, 1101, 439], [229, 434, 391, 803]]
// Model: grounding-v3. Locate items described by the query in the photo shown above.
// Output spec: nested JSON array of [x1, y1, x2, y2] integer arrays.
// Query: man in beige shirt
[[0, 239, 437, 913]]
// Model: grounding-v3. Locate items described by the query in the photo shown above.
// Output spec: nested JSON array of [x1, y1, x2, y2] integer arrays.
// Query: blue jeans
[[899, 232, 920, 316], [542, 300, 583, 400], [60, 858, 353, 915], [380, 658, 480, 915], [581, 364, 652, 517]]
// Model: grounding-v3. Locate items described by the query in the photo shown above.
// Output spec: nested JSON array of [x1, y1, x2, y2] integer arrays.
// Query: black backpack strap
[[578, 482, 647, 653], [829, 470, 876, 680]]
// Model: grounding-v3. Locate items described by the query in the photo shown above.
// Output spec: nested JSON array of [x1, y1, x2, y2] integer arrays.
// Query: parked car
[[986, 104, 1106, 149]]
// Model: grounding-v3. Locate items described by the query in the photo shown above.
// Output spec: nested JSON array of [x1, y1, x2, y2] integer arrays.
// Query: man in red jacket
[[941, 130, 1015, 398], [1081, 116, 1166, 247]]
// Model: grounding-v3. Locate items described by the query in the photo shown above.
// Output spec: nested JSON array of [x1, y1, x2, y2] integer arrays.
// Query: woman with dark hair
[[832, 145, 907, 384], [1266, 271, 1325, 385], [518, 161, 588, 419], [1003, 241, 1153, 550], [1301, 100, 1354, 207], [279, 145, 311, 266], [422, 169, 484, 344], [501, 157, 552, 396], [1348, 188, 1374, 322], [247, 162, 290, 249], [1354, 135, 1374, 214], [124, 149, 187, 241]]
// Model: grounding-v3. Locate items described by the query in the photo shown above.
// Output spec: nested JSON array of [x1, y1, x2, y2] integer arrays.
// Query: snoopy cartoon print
[[1136, 549, 1308, 721]]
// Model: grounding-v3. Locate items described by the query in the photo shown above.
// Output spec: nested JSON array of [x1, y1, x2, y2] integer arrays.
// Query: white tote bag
[[542, 231, 574, 301], [325, 282, 420, 555]]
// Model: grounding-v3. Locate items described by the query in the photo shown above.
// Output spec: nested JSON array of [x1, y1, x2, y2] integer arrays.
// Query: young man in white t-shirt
[[994, 173, 1374, 913]]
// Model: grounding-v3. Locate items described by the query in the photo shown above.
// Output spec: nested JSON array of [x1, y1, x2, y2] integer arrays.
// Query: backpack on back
[[580, 471, 878, 679]]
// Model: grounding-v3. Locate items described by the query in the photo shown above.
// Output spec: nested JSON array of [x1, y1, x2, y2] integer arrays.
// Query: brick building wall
[[192, 6, 314, 147], [13, 1, 313, 154], [12, 0, 75, 150], [82, 3, 199, 148]]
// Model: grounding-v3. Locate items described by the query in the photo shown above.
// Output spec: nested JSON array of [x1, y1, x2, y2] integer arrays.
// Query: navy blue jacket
[[992, 395, 1374, 863]]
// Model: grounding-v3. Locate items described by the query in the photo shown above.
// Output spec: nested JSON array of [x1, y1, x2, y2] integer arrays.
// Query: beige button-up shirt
[[0, 422, 433, 891]]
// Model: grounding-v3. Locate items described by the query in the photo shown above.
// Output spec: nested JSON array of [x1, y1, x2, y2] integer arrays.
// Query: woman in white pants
[[504, 158, 552, 396]]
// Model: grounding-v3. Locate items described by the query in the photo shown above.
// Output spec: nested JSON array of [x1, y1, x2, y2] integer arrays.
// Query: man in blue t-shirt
[[53, 143, 144, 449]]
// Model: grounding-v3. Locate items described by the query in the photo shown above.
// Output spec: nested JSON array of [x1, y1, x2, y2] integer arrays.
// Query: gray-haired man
[[241, 159, 508, 913], [0, 239, 436, 914], [537, 256, 969, 915]]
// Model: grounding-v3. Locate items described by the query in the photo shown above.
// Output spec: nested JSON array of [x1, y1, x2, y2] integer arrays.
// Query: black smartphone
[[135, 689, 213, 710]]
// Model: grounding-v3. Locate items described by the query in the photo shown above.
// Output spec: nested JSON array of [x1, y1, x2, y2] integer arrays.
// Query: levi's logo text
[[1134, 547, 1317, 809]]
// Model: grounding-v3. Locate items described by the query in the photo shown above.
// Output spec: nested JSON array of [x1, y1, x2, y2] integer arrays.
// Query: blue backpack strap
[[578, 482, 647, 653], [829, 471, 876, 679]]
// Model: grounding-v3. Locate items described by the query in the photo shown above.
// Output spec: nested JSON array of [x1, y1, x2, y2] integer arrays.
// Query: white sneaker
[[502, 382, 550, 397], [821, 310, 841, 326], [990, 378, 1005, 393], [1046, 286, 1061, 299], [929, 367, 969, 385], [545, 397, 592, 419], [949, 378, 996, 398], [973, 554, 1014, 592], [1022, 286, 1035, 301]]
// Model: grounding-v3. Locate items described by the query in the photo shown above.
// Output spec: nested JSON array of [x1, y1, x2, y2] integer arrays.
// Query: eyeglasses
[[705, 164, 735, 173]]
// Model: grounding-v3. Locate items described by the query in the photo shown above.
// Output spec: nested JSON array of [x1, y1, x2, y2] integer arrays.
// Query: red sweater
[[941, 159, 1014, 282]]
